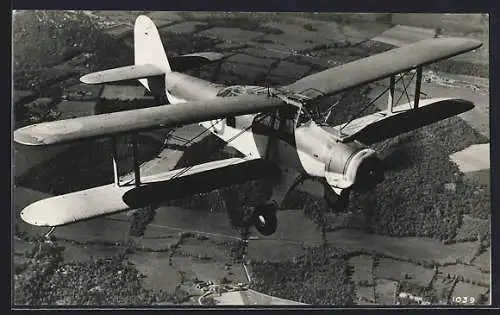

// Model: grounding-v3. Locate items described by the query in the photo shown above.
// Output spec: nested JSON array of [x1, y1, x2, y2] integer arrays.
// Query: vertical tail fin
[[80, 15, 171, 92], [134, 15, 171, 90]]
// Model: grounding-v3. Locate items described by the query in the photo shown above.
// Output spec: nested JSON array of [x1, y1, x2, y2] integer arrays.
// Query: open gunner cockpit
[[216, 85, 316, 129], [216, 85, 270, 97], [295, 107, 315, 127]]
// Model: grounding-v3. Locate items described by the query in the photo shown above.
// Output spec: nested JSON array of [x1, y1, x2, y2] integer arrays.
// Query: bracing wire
[[395, 71, 417, 107], [120, 119, 222, 186], [121, 111, 275, 186], [340, 70, 413, 133], [168, 112, 273, 181]]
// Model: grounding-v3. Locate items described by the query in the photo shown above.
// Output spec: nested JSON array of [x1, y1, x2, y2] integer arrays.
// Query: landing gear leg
[[246, 169, 303, 237], [227, 206, 252, 228], [44, 226, 56, 239], [324, 184, 350, 213]]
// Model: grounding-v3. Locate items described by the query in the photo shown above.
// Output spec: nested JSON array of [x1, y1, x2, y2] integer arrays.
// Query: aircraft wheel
[[252, 203, 278, 236]]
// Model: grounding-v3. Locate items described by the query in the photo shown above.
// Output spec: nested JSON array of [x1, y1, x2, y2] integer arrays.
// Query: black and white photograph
[[12, 11, 491, 306]]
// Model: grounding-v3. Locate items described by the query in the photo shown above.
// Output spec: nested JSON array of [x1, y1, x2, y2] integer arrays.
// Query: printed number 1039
[[452, 296, 476, 304]]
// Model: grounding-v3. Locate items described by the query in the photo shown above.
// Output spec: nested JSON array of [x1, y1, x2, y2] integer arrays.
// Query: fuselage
[[141, 71, 336, 179]]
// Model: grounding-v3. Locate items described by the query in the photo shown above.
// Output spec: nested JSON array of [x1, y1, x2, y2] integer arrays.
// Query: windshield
[[217, 85, 268, 97], [296, 107, 313, 127], [217, 86, 243, 97]]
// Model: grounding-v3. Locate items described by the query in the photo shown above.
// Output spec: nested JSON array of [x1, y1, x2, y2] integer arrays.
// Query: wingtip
[[20, 202, 49, 226], [80, 73, 96, 84], [14, 126, 44, 146], [80, 75, 89, 84], [470, 38, 483, 49], [458, 99, 475, 112], [443, 37, 483, 50], [21, 198, 68, 227], [437, 98, 475, 114]]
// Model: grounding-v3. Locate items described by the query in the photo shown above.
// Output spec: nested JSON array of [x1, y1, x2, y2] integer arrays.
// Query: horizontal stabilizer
[[20, 157, 276, 226], [81, 53, 225, 84], [80, 64, 165, 84], [14, 95, 285, 146], [285, 37, 482, 100], [326, 98, 474, 145], [170, 52, 225, 72]]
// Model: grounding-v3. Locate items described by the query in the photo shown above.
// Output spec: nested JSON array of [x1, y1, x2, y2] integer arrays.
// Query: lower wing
[[20, 157, 279, 227], [325, 97, 474, 145]]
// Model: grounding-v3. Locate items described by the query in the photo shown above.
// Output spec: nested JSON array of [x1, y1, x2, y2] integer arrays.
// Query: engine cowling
[[325, 142, 384, 193]]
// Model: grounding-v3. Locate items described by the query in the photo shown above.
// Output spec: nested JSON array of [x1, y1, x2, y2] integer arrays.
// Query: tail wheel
[[252, 203, 278, 236]]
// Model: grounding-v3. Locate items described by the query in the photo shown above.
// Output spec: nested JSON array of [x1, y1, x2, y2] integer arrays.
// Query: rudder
[[134, 15, 171, 99]]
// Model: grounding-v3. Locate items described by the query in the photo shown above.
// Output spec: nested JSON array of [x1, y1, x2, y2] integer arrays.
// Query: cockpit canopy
[[216, 85, 268, 97], [296, 107, 313, 127], [216, 85, 314, 127]]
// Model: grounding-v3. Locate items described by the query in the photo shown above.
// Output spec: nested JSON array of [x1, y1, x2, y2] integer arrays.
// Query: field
[[374, 258, 435, 287], [374, 279, 398, 305], [472, 248, 490, 273], [348, 255, 375, 304], [431, 275, 456, 304], [12, 11, 490, 306], [438, 264, 490, 287]]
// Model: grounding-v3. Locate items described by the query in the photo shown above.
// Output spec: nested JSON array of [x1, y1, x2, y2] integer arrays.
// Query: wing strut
[[387, 75, 395, 113], [340, 71, 411, 135], [414, 66, 423, 109], [112, 136, 120, 187], [131, 134, 141, 187]]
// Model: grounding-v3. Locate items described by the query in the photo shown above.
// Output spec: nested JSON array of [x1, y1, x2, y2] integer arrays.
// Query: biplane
[[14, 15, 481, 236]]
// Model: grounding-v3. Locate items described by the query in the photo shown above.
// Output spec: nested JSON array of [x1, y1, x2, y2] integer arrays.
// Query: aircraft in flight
[[14, 15, 481, 237]]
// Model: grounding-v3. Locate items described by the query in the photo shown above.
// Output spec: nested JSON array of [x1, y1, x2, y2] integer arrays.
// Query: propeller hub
[[351, 154, 384, 192], [325, 144, 384, 192]]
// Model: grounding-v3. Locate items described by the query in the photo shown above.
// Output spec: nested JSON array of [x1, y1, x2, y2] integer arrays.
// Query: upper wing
[[80, 64, 165, 84], [285, 37, 482, 100], [14, 95, 286, 146], [324, 97, 474, 145], [20, 157, 280, 226]]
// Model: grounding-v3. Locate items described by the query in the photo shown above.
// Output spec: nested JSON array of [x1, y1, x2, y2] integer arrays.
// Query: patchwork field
[[374, 258, 435, 287]]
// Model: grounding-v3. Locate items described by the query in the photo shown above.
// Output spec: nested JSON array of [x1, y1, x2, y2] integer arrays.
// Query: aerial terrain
[[12, 11, 490, 306]]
